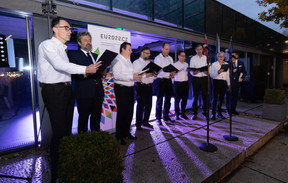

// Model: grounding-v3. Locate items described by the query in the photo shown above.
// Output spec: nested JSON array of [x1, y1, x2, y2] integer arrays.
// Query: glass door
[[0, 12, 37, 153]]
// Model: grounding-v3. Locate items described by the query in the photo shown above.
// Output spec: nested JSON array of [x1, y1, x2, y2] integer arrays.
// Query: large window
[[154, 0, 183, 27], [205, 0, 222, 36], [113, 0, 153, 19], [184, 0, 204, 32], [0, 13, 38, 154]]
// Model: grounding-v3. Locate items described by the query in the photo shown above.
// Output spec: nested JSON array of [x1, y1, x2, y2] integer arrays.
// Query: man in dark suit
[[226, 51, 246, 115], [68, 32, 104, 133]]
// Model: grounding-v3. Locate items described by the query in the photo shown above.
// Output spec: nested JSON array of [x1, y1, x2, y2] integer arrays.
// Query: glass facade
[[71, 0, 287, 53], [154, 0, 182, 27], [184, 0, 204, 32], [0, 13, 38, 153], [113, 0, 153, 19]]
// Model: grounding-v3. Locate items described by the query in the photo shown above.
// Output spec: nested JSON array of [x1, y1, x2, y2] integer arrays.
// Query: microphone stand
[[198, 48, 218, 152], [223, 55, 238, 141]]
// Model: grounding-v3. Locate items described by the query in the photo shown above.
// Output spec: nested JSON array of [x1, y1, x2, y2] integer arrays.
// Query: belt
[[40, 82, 71, 87], [136, 82, 152, 86], [115, 83, 133, 88]]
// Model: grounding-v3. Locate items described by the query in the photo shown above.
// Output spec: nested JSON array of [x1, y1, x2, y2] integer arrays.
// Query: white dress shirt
[[173, 61, 188, 82], [37, 37, 86, 84], [233, 60, 238, 67], [111, 54, 134, 87], [189, 54, 208, 77], [210, 61, 230, 85], [154, 53, 174, 79], [133, 57, 154, 84]]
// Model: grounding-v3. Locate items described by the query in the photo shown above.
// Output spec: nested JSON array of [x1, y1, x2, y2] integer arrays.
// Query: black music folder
[[220, 64, 229, 72], [97, 49, 118, 72], [187, 65, 208, 72], [162, 64, 179, 72], [142, 62, 162, 73]]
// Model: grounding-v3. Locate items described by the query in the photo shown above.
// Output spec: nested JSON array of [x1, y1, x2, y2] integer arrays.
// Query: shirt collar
[[119, 54, 130, 62], [162, 53, 168, 58], [139, 57, 148, 63], [81, 49, 89, 55], [52, 37, 67, 49]]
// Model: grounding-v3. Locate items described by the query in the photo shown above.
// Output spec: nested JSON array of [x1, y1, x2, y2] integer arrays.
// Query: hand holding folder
[[96, 49, 118, 73], [141, 62, 162, 73], [162, 64, 179, 72], [187, 65, 208, 72], [220, 64, 229, 72]]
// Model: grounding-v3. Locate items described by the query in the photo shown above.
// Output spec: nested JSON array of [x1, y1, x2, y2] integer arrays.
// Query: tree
[[257, 0, 288, 28]]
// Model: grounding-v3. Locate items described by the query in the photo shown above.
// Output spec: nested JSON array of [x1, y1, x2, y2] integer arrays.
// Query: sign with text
[[88, 24, 131, 132]]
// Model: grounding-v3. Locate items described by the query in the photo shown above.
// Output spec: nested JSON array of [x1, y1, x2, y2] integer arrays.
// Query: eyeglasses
[[56, 26, 75, 31], [143, 52, 150, 55]]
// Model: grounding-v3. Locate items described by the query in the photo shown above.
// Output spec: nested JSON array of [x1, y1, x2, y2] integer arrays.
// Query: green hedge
[[58, 131, 124, 183], [264, 89, 285, 105]]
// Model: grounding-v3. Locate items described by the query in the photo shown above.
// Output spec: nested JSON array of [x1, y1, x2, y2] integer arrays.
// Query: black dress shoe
[[164, 117, 175, 122], [117, 138, 126, 145], [191, 115, 197, 120], [180, 114, 189, 120], [232, 111, 239, 115], [143, 123, 153, 128], [217, 114, 226, 119], [136, 126, 143, 130], [126, 134, 137, 140], [175, 115, 180, 120], [210, 115, 216, 120], [156, 119, 162, 125]]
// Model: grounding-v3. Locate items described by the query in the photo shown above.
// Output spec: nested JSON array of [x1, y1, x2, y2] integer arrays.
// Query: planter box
[[263, 103, 287, 122]]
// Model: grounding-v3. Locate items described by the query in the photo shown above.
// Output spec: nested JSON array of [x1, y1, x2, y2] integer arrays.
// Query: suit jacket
[[68, 50, 104, 99], [231, 60, 246, 86]]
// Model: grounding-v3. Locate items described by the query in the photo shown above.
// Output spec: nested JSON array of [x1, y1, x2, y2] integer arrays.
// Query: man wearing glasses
[[173, 51, 189, 120], [37, 17, 101, 183], [133, 46, 155, 130], [210, 52, 230, 120]]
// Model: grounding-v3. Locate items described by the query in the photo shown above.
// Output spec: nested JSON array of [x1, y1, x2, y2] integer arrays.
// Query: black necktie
[[87, 52, 93, 64]]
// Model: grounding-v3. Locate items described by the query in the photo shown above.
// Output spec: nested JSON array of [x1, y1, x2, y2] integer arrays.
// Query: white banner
[[88, 24, 131, 132]]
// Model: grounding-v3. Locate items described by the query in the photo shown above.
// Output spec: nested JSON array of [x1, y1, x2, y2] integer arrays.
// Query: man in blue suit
[[226, 51, 246, 115], [68, 32, 104, 133]]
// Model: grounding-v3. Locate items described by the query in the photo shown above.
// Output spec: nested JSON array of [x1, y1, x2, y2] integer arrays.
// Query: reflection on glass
[[72, 0, 110, 9], [205, 0, 222, 36], [0, 14, 35, 152], [154, 0, 182, 27], [113, 0, 152, 19], [184, 0, 204, 32]]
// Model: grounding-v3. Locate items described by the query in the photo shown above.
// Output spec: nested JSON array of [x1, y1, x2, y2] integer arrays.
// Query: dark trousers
[[76, 95, 103, 133], [114, 83, 134, 139], [174, 81, 189, 116], [135, 83, 152, 127], [192, 76, 208, 115], [41, 84, 74, 182], [212, 79, 227, 115], [156, 78, 173, 119], [226, 83, 239, 113]]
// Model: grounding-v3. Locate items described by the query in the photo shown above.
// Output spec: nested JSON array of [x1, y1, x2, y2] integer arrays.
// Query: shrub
[[58, 131, 124, 183], [264, 89, 285, 105]]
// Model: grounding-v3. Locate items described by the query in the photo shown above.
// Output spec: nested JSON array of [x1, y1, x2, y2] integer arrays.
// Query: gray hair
[[77, 32, 92, 43], [217, 51, 225, 57]]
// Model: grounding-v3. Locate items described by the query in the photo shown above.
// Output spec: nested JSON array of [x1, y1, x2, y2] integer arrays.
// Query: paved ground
[[223, 126, 288, 183], [0, 101, 286, 183]]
